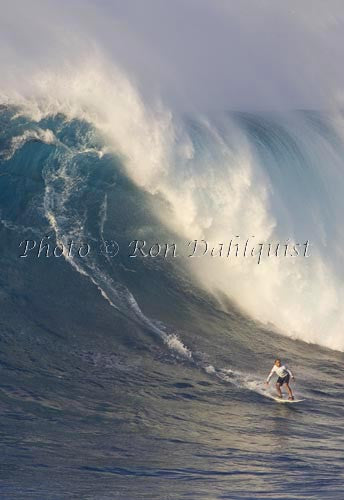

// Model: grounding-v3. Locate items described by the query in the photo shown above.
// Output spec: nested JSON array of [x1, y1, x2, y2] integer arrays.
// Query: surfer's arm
[[287, 367, 294, 379], [266, 366, 275, 383]]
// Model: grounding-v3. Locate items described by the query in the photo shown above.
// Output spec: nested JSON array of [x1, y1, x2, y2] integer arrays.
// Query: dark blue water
[[0, 106, 344, 499]]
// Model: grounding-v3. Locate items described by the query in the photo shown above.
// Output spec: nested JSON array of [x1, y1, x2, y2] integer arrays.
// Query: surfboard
[[270, 396, 305, 404], [261, 391, 304, 403]]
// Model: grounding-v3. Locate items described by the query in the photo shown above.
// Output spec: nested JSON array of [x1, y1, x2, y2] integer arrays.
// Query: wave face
[[1, 67, 344, 498], [2, 63, 344, 350]]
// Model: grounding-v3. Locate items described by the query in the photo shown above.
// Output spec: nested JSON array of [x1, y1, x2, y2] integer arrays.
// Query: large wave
[[1, 58, 344, 351]]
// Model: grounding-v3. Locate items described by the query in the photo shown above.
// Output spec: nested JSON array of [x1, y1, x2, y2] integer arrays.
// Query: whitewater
[[2, 60, 344, 351]]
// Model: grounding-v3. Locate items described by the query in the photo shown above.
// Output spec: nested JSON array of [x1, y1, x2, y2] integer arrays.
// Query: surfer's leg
[[275, 382, 282, 397], [285, 383, 294, 399]]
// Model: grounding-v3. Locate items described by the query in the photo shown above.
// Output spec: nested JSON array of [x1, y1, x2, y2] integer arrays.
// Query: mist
[[1, 0, 344, 111]]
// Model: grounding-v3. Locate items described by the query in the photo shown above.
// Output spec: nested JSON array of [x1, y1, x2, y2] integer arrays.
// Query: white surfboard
[[269, 395, 305, 404]]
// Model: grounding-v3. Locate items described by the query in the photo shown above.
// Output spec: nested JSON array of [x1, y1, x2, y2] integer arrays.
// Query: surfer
[[266, 359, 295, 400]]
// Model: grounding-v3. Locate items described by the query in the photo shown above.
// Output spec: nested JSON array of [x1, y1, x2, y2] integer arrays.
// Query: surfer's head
[[275, 358, 281, 367]]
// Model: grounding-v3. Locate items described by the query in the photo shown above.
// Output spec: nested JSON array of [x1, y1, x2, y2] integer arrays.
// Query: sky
[[1, 0, 344, 110]]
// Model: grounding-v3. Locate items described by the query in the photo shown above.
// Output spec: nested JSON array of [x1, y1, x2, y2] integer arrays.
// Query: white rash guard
[[267, 364, 293, 383]]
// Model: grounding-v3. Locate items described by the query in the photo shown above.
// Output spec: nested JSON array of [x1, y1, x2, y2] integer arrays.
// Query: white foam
[[205, 365, 216, 374], [165, 334, 192, 359], [2, 128, 56, 160]]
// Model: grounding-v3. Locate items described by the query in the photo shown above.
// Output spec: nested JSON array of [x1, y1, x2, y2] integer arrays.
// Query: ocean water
[[0, 91, 344, 499]]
